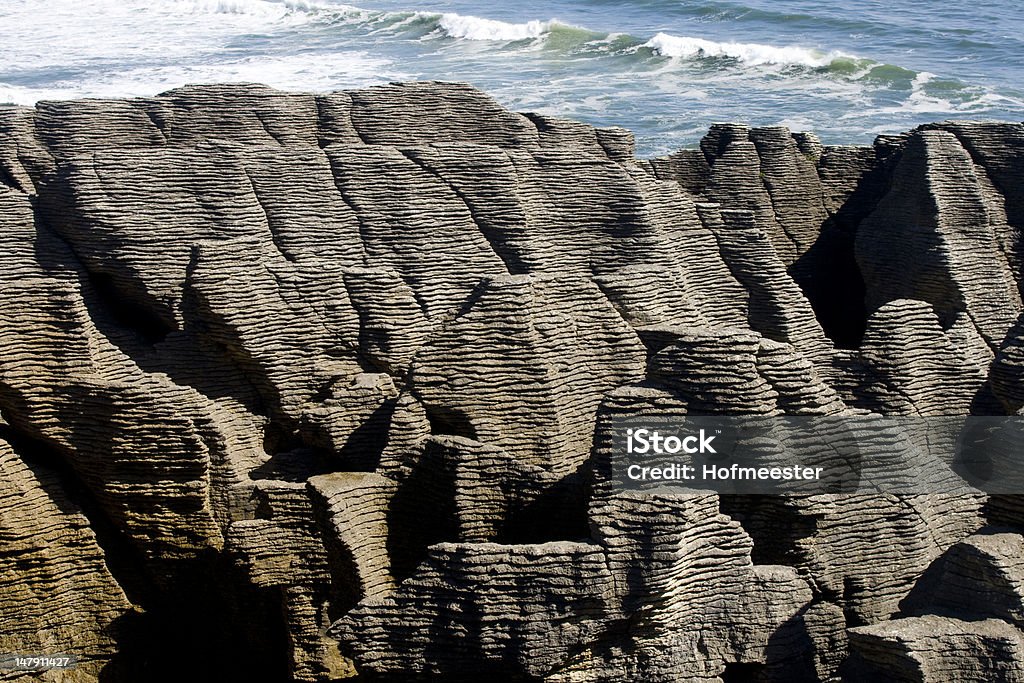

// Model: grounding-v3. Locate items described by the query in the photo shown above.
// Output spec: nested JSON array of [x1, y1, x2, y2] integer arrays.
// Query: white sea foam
[[171, 0, 335, 17], [894, 72, 961, 114], [911, 71, 937, 89], [0, 0, 330, 71], [849, 70, 1009, 121], [435, 13, 559, 41], [644, 32, 853, 67], [0, 51, 402, 105], [0, 84, 58, 107]]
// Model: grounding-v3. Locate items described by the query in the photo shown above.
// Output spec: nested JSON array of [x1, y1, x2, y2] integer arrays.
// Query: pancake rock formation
[[1, 81, 1023, 682]]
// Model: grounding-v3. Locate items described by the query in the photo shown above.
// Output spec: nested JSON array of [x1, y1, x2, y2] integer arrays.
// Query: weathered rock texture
[[0, 82, 1022, 682]]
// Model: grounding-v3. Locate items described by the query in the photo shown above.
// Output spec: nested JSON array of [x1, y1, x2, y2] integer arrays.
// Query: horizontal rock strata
[[1, 82, 1023, 681]]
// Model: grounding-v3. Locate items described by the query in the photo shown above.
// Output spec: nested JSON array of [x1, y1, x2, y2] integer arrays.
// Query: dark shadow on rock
[[718, 495, 820, 569], [500, 469, 590, 544], [97, 552, 290, 683], [0, 424, 290, 683], [386, 446, 457, 583], [789, 219, 866, 348], [789, 140, 902, 348]]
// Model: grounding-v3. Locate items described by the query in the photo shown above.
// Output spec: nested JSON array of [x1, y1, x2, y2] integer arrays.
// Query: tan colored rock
[[0, 84, 1022, 682]]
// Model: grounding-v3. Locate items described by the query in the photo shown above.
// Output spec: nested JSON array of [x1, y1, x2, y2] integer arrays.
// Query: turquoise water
[[2, 0, 1022, 156]]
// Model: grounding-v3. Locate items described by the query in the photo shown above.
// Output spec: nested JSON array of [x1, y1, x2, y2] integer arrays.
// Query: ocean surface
[[2, 0, 1023, 156]]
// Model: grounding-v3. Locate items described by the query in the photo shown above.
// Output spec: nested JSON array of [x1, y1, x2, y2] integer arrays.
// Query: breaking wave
[[366, 8, 878, 75], [642, 32, 854, 67], [126, 2, 888, 75], [435, 14, 558, 41]]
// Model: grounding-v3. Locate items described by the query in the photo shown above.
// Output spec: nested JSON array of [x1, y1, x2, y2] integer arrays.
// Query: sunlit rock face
[[1, 82, 1023, 682]]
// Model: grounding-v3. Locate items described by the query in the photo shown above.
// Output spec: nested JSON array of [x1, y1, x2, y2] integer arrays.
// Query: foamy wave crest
[[644, 32, 853, 67], [435, 13, 559, 41]]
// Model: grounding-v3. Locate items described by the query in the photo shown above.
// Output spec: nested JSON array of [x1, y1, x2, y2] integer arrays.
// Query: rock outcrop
[[1, 82, 1023, 682]]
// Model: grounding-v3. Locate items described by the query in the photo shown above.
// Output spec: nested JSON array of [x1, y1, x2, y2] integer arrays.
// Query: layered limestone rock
[[847, 616, 1024, 682], [0, 437, 133, 683], [855, 129, 1022, 351], [846, 532, 1024, 681], [1, 83, 1022, 682]]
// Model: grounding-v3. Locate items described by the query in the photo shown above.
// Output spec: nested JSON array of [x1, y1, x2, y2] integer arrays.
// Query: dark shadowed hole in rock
[[100, 553, 291, 683], [262, 422, 305, 459], [387, 444, 589, 579], [721, 661, 768, 682], [718, 496, 818, 568], [788, 143, 902, 349], [83, 270, 175, 345], [635, 328, 687, 366], [252, 447, 337, 484], [256, 426, 337, 483], [969, 380, 1006, 416], [500, 472, 590, 544], [424, 405, 477, 439], [789, 223, 867, 349]]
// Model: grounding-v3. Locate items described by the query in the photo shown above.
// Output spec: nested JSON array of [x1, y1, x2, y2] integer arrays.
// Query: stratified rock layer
[[1, 83, 1022, 682]]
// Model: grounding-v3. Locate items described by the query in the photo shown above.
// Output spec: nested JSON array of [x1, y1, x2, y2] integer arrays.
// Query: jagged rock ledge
[[1, 81, 1024, 682]]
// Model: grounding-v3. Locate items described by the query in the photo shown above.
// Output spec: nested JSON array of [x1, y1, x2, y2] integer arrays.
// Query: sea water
[[2, 0, 1022, 156]]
